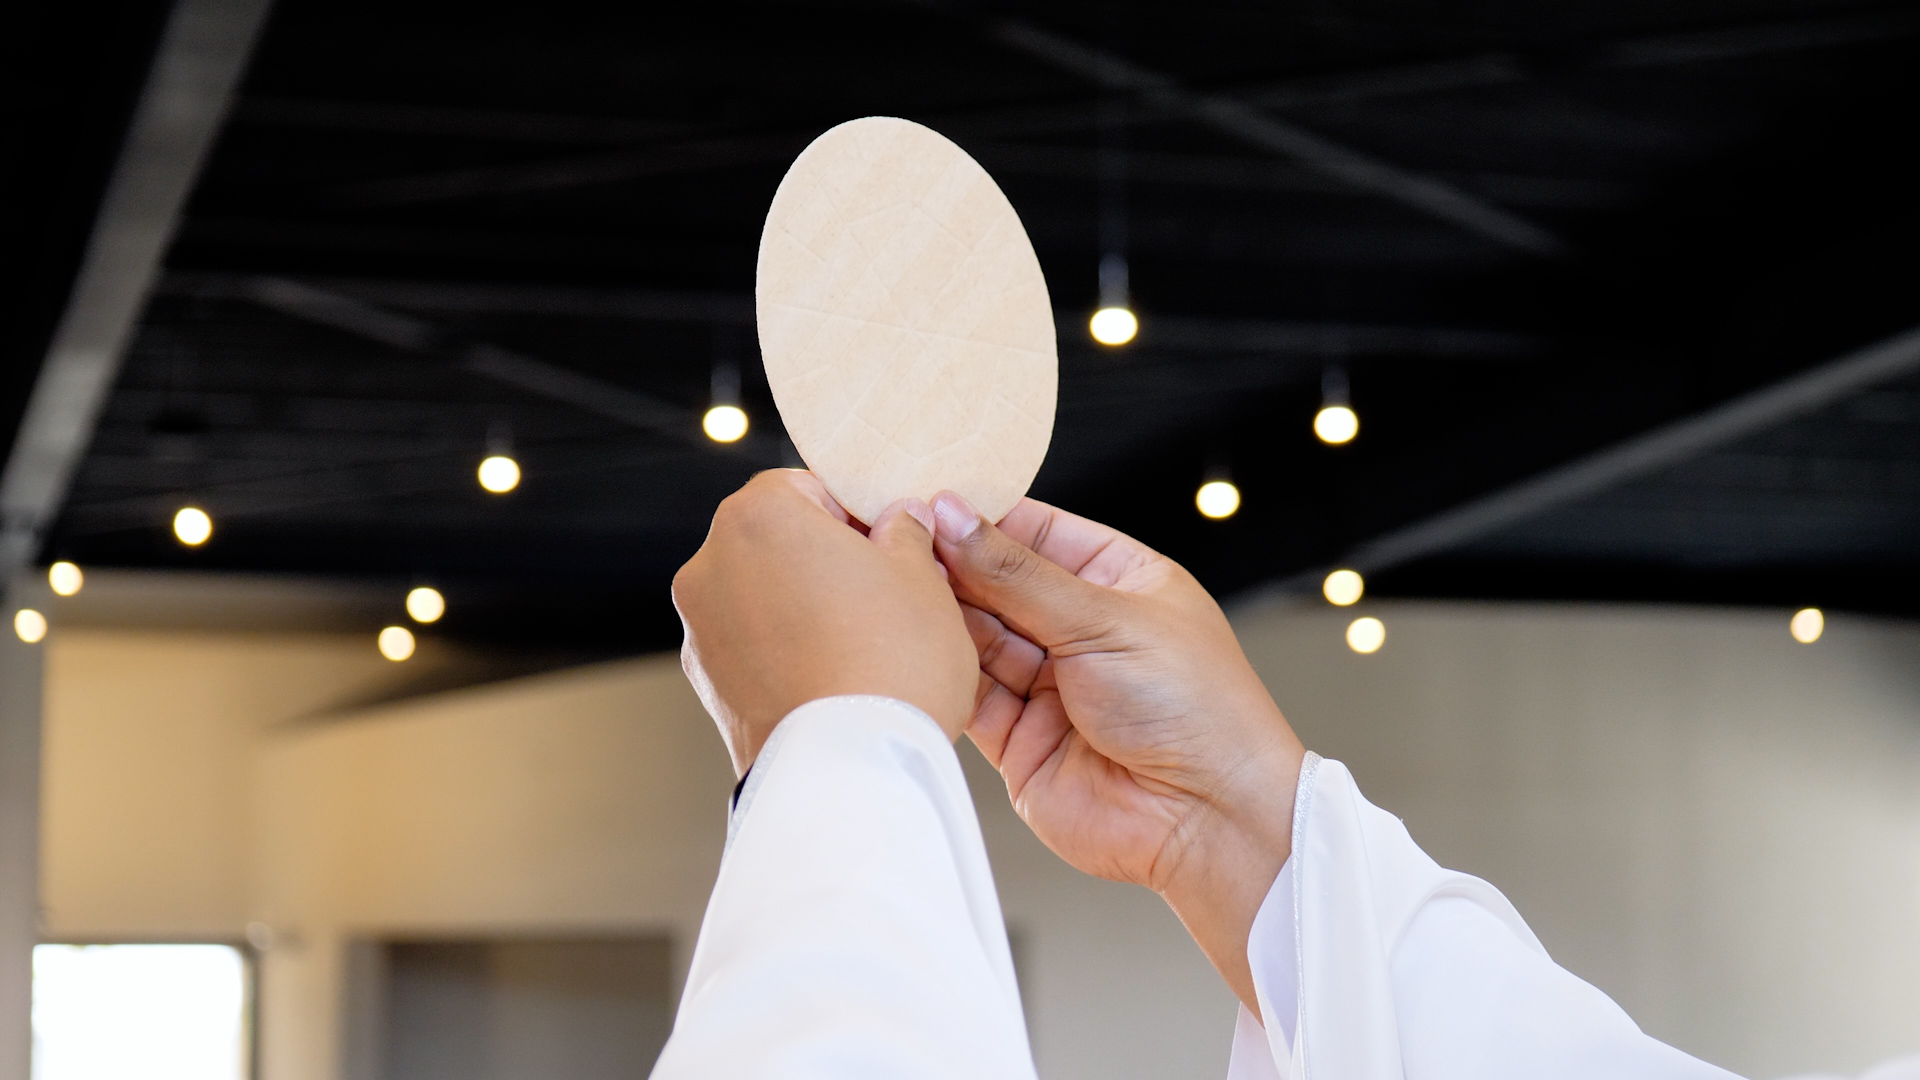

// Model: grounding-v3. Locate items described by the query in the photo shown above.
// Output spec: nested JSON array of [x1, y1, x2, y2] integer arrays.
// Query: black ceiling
[[11, 0, 1920, 647], [2, 0, 173, 474]]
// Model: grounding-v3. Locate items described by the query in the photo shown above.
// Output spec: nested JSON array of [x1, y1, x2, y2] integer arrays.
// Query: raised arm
[[928, 490, 1306, 1012], [656, 472, 1036, 1079], [930, 491, 1739, 1079]]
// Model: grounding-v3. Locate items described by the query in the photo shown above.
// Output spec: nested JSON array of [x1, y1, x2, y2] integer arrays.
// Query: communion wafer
[[756, 116, 1056, 525]]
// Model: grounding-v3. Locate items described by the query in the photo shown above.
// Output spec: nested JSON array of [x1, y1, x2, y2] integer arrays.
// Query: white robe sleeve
[[652, 695, 1038, 1080], [1227, 752, 1745, 1080]]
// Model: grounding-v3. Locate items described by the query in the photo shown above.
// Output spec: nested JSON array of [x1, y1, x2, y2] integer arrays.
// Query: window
[[32, 943, 250, 1080]]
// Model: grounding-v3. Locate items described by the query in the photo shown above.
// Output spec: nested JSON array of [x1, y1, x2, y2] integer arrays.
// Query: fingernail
[[932, 492, 981, 543], [902, 498, 936, 535]]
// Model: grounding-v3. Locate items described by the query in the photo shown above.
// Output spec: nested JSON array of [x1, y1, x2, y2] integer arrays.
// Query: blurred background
[[2, 1, 1918, 1078]]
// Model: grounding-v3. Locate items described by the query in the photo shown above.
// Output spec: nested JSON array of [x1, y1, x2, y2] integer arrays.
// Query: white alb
[[654, 695, 1741, 1079]]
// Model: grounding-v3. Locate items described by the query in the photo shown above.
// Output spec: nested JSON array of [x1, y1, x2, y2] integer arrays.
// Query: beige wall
[[245, 649, 1227, 1080], [40, 630, 402, 938], [961, 746, 1234, 1078], [36, 622, 1232, 1080], [1232, 600, 1920, 1079], [35, 599, 1920, 1079], [251, 656, 731, 1080]]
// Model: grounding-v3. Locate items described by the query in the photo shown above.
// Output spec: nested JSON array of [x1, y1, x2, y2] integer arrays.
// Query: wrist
[[727, 690, 962, 778], [1155, 718, 1304, 1012]]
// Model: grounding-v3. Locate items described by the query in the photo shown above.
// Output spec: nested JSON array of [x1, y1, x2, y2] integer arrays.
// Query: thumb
[[930, 492, 1118, 648], [867, 497, 941, 567]]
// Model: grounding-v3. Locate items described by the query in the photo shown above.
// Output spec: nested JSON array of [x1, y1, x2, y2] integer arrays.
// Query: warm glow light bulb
[[173, 507, 212, 546], [378, 625, 416, 661], [703, 404, 749, 443], [1195, 479, 1241, 519], [406, 586, 445, 624], [14, 609, 46, 644], [48, 561, 83, 597], [478, 455, 520, 493], [1346, 615, 1385, 654], [1323, 568, 1364, 607], [1089, 306, 1139, 346], [1314, 404, 1359, 445], [1790, 607, 1824, 644]]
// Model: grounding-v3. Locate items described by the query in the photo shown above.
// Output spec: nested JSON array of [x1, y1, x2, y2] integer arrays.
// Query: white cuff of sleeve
[[1225, 752, 1316, 1080], [725, 693, 947, 847]]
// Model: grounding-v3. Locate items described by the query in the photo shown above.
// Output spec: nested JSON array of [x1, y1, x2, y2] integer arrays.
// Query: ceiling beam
[[231, 96, 693, 145], [974, 145, 1633, 209], [160, 272, 1540, 359], [288, 94, 1210, 209], [173, 213, 1518, 269], [1253, 321, 1920, 599], [981, 17, 1567, 257], [162, 271, 756, 324], [1241, 9, 1920, 110], [1244, 55, 1525, 111], [1130, 315, 1537, 358], [1595, 8, 1920, 68], [0, 0, 275, 581], [236, 278, 784, 463], [60, 445, 728, 532], [225, 11, 1920, 149], [298, 14, 1563, 246], [314, 130, 817, 209], [257, 7, 1920, 213]]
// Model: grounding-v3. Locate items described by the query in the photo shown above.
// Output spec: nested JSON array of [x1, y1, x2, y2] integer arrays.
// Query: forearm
[[656, 696, 1036, 1079]]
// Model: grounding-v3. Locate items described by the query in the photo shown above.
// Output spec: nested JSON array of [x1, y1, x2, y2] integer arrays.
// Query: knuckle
[[746, 469, 795, 496], [986, 542, 1034, 584], [706, 498, 744, 536], [977, 625, 1012, 669], [710, 489, 777, 543], [670, 553, 707, 607], [1049, 596, 1128, 651], [750, 468, 815, 508], [712, 486, 757, 523]]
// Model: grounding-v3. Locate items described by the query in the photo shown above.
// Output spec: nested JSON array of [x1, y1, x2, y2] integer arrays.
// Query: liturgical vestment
[[650, 695, 1741, 1079]]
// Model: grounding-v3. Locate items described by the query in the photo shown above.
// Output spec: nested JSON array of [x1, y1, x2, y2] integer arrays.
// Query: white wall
[[36, 598, 1920, 1080]]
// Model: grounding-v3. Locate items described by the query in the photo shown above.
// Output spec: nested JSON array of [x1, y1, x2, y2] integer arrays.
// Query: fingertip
[[760, 468, 855, 525], [902, 497, 936, 536], [932, 491, 983, 544], [871, 497, 936, 545]]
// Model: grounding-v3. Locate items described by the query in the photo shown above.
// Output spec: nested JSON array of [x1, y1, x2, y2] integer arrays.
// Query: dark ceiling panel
[[0, 0, 174, 475], [11, 0, 1916, 647]]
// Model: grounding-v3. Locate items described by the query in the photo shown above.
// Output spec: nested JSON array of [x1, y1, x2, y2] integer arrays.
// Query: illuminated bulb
[[173, 506, 212, 546], [478, 455, 520, 493], [1195, 479, 1241, 519], [13, 609, 46, 644], [1323, 568, 1364, 607], [703, 404, 749, 443], [1089, 306, 1139, 346], [48, 561, 83, 597], [1789, 607, 1823, 644], [1314, 404, 1359, 445], [406, 586, 445, 624], [377, 625, 416, 661], [1346, 615, 1385, 654]]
